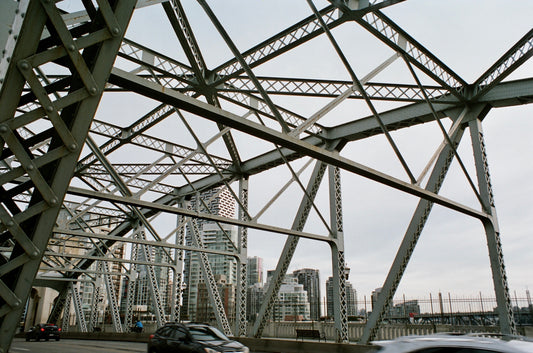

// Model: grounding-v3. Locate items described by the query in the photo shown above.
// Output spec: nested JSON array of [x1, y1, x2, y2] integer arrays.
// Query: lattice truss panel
[[0, 0, 532, 350]]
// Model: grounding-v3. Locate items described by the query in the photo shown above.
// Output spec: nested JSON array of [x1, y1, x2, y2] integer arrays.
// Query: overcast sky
[[82, 0, 533, 304]]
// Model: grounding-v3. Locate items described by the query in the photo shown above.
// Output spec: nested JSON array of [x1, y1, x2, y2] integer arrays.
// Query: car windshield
[[189, 326, 229, 342]]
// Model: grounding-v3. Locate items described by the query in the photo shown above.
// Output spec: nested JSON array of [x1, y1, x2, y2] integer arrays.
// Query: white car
[[373, 333, 533, 353]]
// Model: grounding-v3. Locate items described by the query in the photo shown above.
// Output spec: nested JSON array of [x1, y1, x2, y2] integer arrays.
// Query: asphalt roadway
[[9, 338, 147, 353]]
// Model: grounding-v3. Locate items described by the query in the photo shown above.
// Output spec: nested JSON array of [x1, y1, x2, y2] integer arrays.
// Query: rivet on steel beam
[[19, 61, 30, 70], [30, 251, 40, 259], [12, 299, 21, 308], [26, 164, 34, 171], [46, 105, 54, 112], [69, 143, 78, 151], [49, 197, 58, 206], [7, 221, 14, 227], [0, 124, 7, 133], [89, 87, 98, 95], [112, 27, 120, 36], [67, 44, 76, 52]]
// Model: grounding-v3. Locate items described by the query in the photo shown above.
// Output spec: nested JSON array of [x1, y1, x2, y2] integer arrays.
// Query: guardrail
[[42, 323, 533, 343]]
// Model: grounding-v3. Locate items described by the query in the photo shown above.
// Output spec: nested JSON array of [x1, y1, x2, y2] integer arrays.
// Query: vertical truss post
[[359, 108, 471, 343], [125, 239, 140, 330], [469, 117, 517, 335], [236, 177, 249, 336], [124, 273, 136, 330], [169, 266, 179, 322], [90, 278, 102, 332], [102, 261, 123, 332], [171, 209, 187, 322], [71, 285, 88, 333], [61, 289, 72, 333], [187, 212, 232, 336], [252, 161, 327, 337], [328, 165, 348, 343], [138, 231, 165, 327]]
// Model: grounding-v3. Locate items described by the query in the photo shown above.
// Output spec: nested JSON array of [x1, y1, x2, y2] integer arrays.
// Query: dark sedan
[[25, 323, 61, 341], [148, 322, 248, 353]]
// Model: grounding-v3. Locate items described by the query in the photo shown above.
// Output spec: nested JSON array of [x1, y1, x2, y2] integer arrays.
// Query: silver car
[[373, 333, 533, 353]]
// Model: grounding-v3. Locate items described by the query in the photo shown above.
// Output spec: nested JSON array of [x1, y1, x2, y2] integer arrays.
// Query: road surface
[[9, 338, 146, 353]]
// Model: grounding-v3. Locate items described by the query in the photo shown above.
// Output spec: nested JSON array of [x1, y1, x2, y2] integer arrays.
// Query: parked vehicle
[[148, 322, 249, 353], [25, 323, 61, 341], [373, 333, 533, 353]]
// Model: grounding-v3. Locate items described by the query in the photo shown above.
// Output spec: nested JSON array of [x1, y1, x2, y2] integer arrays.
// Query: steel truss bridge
[[0, 0, 532, 351]]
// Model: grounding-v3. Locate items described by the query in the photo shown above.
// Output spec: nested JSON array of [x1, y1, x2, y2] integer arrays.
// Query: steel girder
[[170, 207, 186, 323], [71, 283, 88, 333], [328, 165, 348, 343], [0, 0, 531, 349], [47, 283, 69, 327], [0, 0, 136, 351], [90, 281, 101, 332], [124, 234, 139, 331], [137, 230, 165, 328], [358, 106, 475, 343], [252, 160, 329, 337], [101, 260, 123, 332], [471, 29, 533, 100], [107, 67, 493, 220], [236, 178, 249, 336], [469, 118, 517, 335], [61, 288, 72, 332]]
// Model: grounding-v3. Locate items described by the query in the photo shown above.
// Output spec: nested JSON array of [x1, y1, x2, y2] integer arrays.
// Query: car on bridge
[[148, 322, 249, 353], [374, 333, 533, 353], [25, 323, 61, 341]]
